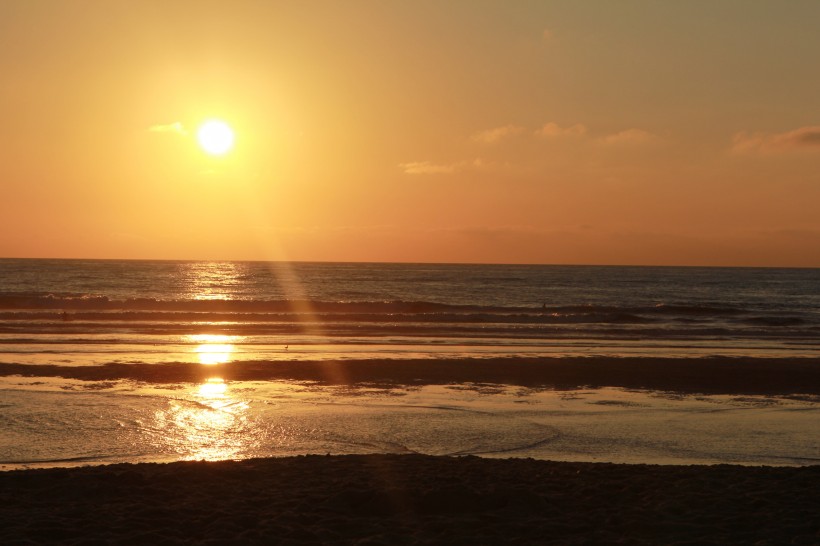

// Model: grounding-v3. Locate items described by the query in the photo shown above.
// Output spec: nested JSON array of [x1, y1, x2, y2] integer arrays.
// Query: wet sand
[[3, 358, 819, 543], [3, 356, 820, 395], [1, 454, 818, 545]]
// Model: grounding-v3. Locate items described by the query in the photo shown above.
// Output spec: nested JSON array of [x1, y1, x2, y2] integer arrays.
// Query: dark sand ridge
[[1, 455, 819, 545], [3, 356, 820, 395]]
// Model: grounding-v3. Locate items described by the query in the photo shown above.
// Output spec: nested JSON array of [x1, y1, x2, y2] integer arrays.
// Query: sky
[[2, 1, 820, 266]]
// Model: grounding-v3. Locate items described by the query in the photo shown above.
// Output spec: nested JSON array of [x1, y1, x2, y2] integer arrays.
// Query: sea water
[[2, 259, 819, 362], [1, 259, 819, 468]]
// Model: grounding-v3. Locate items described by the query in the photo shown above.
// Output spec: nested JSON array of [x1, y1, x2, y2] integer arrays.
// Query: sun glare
[[189, 334, 237, 365], [197, 119, 235, 156]]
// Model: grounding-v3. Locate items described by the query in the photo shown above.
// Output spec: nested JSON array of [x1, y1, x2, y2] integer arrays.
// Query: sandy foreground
[[1, 454, 818, 545]]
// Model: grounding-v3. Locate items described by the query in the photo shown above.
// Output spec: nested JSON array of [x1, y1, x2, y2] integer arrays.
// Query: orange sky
[[2, 1, 819, 266]]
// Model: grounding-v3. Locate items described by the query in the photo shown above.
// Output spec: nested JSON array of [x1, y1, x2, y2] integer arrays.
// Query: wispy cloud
[[399, 158, 486, 175], [148, 122, 188, 135], [399, 161, 457, 175], [534, 122, 587, 138], [471, 124, 525, 144], [598, 128, 659, 146], [732, 126, 820, 154]]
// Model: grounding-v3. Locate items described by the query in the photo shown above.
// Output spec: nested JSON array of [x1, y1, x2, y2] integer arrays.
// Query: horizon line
[[1, 256, 818, 271]]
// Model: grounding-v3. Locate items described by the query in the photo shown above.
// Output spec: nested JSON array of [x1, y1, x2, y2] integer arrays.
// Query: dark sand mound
[[1, 455, 818, 545], [3, 356, 820, 395]]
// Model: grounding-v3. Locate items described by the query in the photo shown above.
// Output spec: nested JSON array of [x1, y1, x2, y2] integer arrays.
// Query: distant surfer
[[61, 311, 70, 321]]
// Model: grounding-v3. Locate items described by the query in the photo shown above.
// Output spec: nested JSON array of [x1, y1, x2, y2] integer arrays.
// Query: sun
[[197, 119, 235, 156]]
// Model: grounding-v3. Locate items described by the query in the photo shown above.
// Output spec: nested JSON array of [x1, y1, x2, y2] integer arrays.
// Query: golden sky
[[2, 1, 819, 266]]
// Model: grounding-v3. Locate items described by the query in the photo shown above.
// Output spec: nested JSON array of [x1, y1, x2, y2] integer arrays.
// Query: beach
[[2, 356, 820, 544], [7, 1, 820, 542], [4, 356, 820, 395], [2, 454, 819, 545], [2, 260, 819, 542], [2, 356, 819, 469]]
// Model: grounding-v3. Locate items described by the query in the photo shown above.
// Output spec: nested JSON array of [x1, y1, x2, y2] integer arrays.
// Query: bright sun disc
[[197, 120, 235, 155]]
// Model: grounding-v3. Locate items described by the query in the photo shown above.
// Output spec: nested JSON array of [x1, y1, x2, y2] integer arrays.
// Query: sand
[[3, 357, 819, 543], [3, 356, 820, 395], [1, 454, 819, 545]]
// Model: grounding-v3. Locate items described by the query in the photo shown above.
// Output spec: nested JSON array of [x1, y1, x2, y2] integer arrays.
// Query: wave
[[1, 294, 816, 334], [0, 294, 501, 313], [0, 310, 659, 325], [740, 316, 807, 327], [0, 293, 762, 315], [1, 320, 818, 343]]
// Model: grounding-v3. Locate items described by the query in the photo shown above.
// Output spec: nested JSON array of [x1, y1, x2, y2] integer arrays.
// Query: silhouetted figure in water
[[61, 311, 70, 322]]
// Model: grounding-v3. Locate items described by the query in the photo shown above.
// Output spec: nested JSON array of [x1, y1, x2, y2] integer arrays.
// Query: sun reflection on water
[[188, 334, 238, 365], [179, 261, 244, 301], [198, 376, 228, 397], [151, 377, 256, 462], [195, 344, 234, 365]]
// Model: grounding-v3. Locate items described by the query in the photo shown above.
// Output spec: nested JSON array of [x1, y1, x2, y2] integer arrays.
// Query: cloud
[[542, 29, 553, 41], [399, 161, 457, 175], [148, 122, 188, 135], [534, 122, 587, 138], [598, 128, 659, 146], [471, 124, 525, 144], [399, 158, 487, 175], [732, 126, 820, 154], [534, 123, 658, 145]]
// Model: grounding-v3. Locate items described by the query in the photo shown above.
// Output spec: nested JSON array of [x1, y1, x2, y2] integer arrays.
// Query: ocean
[[1, 259, 819, 468]]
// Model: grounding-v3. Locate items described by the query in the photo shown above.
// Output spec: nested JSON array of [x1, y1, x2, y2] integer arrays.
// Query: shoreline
[[3, 356, 820, 395], [2, 454, 818, 544]]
